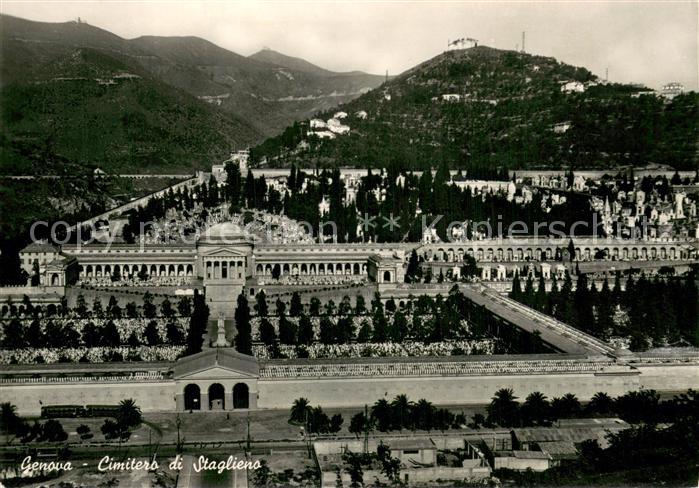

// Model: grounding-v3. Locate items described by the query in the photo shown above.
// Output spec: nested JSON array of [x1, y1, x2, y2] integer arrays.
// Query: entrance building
[[174, 348, 259, 411]]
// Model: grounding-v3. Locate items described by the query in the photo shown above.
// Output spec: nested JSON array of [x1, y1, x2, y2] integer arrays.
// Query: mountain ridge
[[0, 14, 386, 147], [0, 46, 261, 174], [249, 48, 376, 78], [250, 46, 698, 171]]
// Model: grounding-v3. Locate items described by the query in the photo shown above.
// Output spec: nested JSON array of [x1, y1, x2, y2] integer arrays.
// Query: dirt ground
[[145, 404, 486, 445], [1, 405, 487, 487], [2, 404, 487, 450]]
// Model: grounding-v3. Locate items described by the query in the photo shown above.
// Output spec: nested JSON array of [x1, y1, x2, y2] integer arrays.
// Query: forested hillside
[[0, 48, 258, 174], [0, 14, 384, 283], [0, 15, 385, 146], [0, 46, 256, 279], [252, 46, 699, 171]]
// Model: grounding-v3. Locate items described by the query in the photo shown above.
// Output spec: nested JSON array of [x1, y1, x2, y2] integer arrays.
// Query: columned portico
[[197, 222, 254, 317], [367, 254, 405, 289]]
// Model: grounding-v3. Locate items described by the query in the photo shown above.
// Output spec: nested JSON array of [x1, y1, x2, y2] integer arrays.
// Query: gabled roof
[[513, 424, 626, 447], [512, 450, 551, 460], [537, 441, 578, 459], [201, 246, 249, 257], [388, 438, 436, 450], [46, 255, 77, 269], [173, 348, 259, 379], [21, 242, 58, 253]]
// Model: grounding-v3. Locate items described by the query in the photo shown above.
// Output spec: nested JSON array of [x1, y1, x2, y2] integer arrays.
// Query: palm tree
[[391, 394, 413, 430], [587, 392, 614, 416], [348, 411, 374, 439], [371, 399, 392, 431], [413, 399, 434, 431], [470, 413, 486, 429], [487, 388, 520, 427], [551, 393, 581, 419], [561, 393, 581, 417], [1, 403, 19, 433], [117, 399, 142, 428], [289, 398, 311, 424], [522, 391, 551, 426]]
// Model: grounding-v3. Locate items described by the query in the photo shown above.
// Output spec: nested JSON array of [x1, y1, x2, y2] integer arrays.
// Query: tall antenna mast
[[605, 67, 609, 82], [521, 31, 526, 53]]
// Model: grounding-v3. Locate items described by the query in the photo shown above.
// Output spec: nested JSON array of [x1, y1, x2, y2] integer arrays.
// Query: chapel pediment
[[173, 348, 260, 379], [177, 366, 256, 380], [201, 247, 249, 257]]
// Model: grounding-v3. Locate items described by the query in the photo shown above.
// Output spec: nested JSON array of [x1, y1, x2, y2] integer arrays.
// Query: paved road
[[232, 465, 248, 488], [177, 454, 248, 488], [178, 455, 195, 488]]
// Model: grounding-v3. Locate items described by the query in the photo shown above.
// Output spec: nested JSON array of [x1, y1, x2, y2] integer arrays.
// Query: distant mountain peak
[[1, 13, 387, 168], [248, 48, 337, 76]]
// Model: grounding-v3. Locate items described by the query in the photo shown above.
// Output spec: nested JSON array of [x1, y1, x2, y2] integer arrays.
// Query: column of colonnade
[[422, 247, 552, 262]]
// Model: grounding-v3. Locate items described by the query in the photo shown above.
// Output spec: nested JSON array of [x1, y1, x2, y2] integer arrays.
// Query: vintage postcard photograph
[[0, 1, 697, 487]]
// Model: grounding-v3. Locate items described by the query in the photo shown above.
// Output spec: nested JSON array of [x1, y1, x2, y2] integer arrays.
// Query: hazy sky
[[2, 1, 697, 90]]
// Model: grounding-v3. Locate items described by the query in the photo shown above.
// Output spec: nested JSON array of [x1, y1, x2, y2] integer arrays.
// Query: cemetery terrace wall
[[3, 356, 698, 417], [256, 370, 640, 409]]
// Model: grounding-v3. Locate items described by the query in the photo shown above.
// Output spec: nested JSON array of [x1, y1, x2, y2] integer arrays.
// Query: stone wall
[[635, 363, 699, 391], [257, 372, 641, 409], [64, 285, 199, 308], [5, 381, 176, 416], [5, 362, 697, 417], [0, 286, 64, 306]]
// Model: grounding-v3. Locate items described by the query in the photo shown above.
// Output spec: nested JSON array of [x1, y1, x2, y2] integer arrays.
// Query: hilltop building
[[560, 81, 585, 93], [211, 150, 249, 182], [661, 82, 684, 99]]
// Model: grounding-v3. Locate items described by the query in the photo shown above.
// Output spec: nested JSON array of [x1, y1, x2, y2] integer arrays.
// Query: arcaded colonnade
[[417, 241, 689, 263], [79, 263, 195, 278], [178, 381, 252, 411], [254, 262, 367, 276], [52, 236, 698, 285], [172, 349, 259, 411]]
